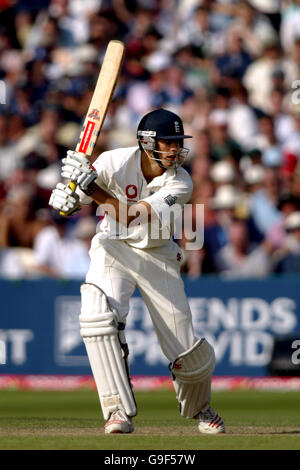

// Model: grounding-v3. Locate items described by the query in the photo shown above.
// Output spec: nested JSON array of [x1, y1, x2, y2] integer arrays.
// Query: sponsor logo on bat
[[79, 120, 95, 153], [88, 108, 101, 120]]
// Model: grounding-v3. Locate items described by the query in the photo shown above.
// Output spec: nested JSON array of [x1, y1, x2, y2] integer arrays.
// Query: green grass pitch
[[0, 388, 299, 450]]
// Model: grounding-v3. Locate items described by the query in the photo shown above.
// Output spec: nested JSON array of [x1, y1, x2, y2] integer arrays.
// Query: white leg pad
[[79, 283, 137, 420], [170, 338, 215, 418]]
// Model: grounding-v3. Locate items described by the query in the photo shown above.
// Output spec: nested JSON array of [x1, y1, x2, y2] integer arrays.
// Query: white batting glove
[[49, 182, 80, 216], [61, 150, 98, 191]]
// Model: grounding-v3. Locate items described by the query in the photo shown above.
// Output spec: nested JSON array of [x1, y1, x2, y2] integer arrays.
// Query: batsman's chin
[[162, 158, 177, 168]]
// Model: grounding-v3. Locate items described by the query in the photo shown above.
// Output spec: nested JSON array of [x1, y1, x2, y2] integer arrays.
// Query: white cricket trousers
[[85, 238, 197, 362]]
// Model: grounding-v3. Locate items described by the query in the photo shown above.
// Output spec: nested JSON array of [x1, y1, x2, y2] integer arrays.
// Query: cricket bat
[[60, 39, 125, 215]]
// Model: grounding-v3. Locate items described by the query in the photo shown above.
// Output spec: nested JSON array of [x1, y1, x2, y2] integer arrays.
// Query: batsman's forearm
[[88, 184, 135, 226]]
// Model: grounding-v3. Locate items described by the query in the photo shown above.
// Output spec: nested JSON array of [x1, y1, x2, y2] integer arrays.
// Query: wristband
[[81, 181, 99, 196]]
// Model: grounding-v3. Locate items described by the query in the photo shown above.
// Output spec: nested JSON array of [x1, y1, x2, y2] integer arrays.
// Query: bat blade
[[76, 40, 125, 157], [60, 40, 125, 212]]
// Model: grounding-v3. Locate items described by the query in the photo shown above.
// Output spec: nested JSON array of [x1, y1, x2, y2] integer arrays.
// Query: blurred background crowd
[[0, 0, 300, 280]]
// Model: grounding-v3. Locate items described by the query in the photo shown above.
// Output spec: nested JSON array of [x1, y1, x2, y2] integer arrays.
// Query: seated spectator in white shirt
[[34, 213, 96, 279], [215, 218, 271, 278], [249, 166, 283, 235]]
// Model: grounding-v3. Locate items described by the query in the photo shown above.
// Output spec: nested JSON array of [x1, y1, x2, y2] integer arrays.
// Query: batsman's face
[[156, 139, 181, 167]]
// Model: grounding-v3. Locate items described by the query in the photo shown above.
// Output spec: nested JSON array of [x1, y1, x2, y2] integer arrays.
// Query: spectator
[[20, 104, 69, 190], [247, 0, 281, 31], [266, 195, 300, 251], [290, 162, 300, 200], [250, 113, 280, 157], [243, 163, 265, 192], [33, 213, 96, 278], [230, 0, 278, 57], [0, 184, 47, 249], [192, 130, 213, 161], [249, 166, 282, 236], [280, 1, 300, 54], [202, 184, 241, 272], [208, 109, 244, 163], [0, 247, 28, 279], [210, 160, 237, 187], [177, 5, 225, 57], [268, 88, 295, 144], [125, 51, 170, 121], [243, 38, 296, 113], [173, 45, 212, 93], [282, 107, 300, 159], [227, 84, 258, 149], [288, 37, 300, 80], [273, 211, 300, 273], [215, 218, 272, 278], [180, 177, 216, 278], [279, 151, 299, 196], [152, 63, 194, 110], [215, 28, 252, 85]]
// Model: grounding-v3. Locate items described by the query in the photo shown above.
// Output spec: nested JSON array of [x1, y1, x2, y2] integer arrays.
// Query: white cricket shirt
[[78, 146, 193, 249]]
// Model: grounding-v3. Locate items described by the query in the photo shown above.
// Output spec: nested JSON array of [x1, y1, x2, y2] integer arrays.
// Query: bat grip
[[68, 181, 77, 192], [59, 180, 77, 217]]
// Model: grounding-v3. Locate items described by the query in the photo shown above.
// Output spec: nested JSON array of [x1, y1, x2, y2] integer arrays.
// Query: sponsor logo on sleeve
[[164, 194, 177, 206]]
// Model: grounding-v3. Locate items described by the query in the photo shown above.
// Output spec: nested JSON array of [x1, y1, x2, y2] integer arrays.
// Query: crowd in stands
[[0, 0, 300, 279]]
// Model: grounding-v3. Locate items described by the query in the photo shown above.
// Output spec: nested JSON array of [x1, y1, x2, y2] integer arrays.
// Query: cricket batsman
[[49, 108, 225, 434]]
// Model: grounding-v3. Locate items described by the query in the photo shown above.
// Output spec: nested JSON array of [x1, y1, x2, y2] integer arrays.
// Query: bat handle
[[68, 181, 77, 192], [59, 180, 77, 217]]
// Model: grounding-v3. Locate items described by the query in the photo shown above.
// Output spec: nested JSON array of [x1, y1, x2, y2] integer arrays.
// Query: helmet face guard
[[137, 130, 189, 167]]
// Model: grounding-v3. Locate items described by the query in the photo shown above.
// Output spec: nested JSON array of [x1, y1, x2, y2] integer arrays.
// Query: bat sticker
[[79, 121, 95, 153], [88, 108, 101, 121]]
